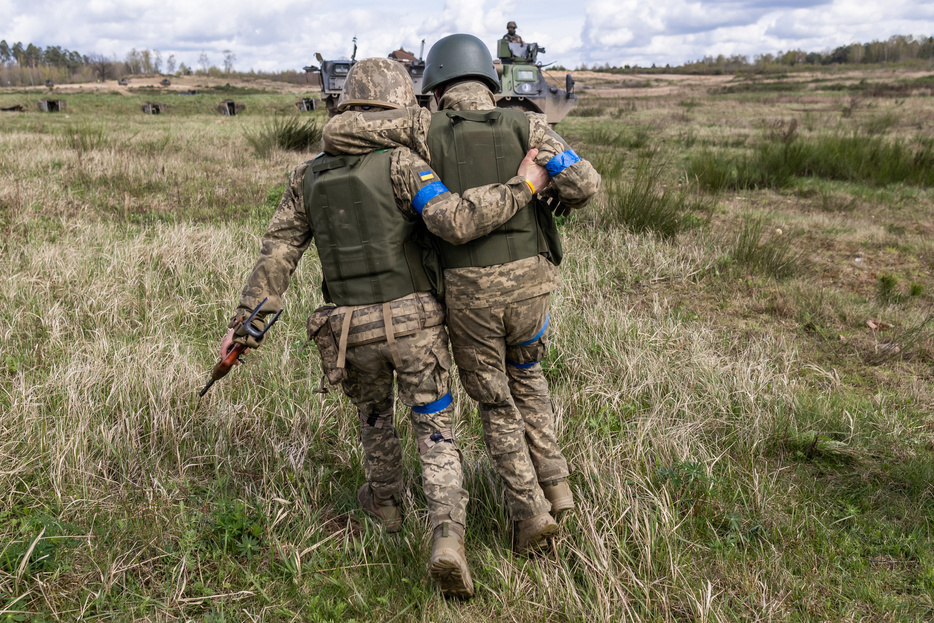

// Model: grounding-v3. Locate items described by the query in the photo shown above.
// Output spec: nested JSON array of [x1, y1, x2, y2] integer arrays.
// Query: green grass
[[602, 153, 712, 237], [689, 133, 934, 191], [1, 78, 933, 621], [245, 114, 324, 157], [723, 215, 803, 279]]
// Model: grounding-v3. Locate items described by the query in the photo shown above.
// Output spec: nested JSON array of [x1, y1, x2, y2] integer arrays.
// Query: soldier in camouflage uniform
[[420, 35, 599, 553], [219, 57, 549, 598], [324, 36, 601, 554], [503, 21, 524, 45], [425, 34, 599, 553]]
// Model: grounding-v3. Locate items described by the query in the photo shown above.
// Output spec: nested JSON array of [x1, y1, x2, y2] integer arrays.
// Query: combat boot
[[541, 479, 575, 518], [428, 522, 474, 598], [516, 511, 558, 554], [357, 483, 402, 533]]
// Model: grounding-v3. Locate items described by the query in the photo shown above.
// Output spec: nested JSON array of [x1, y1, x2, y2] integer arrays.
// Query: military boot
[[428, 522, 474, 598], [516, 511, 558, 554], [541, 479, 575, 518], [357, 483, 402, 533]]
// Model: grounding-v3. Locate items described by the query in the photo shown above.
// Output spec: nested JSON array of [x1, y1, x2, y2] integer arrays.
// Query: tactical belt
[[329, 291, 444, 368]]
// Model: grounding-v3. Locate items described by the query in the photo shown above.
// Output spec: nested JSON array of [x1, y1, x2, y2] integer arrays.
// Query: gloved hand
[[539, 191, 572, 218], [227, 314, 266, 349]]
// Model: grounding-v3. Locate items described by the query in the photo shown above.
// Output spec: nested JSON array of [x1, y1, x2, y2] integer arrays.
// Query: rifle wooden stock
[[199, 342, 248, 397]]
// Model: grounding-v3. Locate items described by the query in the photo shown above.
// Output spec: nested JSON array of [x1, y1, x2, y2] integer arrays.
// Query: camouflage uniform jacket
[[234, 108, 536, 319], [401, 81, 602, 309]]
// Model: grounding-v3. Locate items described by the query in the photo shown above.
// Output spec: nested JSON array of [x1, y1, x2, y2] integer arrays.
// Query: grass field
[[1, 67, 933, 622]]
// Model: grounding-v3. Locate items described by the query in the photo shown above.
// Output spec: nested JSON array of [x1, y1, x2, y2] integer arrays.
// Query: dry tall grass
[[1, 72, 933, 621]]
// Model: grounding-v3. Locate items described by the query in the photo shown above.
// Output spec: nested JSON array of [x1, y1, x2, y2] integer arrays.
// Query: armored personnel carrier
[[495, 39, 577, 124], [307, 40, 433, 115], [388, 42, 434, 110], [309, 50, 355, 114]]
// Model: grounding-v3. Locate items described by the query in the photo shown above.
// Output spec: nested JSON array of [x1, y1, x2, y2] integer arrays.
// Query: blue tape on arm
[[546, 150, 581, 177], [506, 359, 539, 369], [412, 181, 449, 215], [518, 312, 549, 346], [412, 392, 453, 415]]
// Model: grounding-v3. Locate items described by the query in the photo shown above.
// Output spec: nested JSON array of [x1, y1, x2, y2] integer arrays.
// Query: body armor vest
[[427, 108, 556, 269], [305, 150, 433, 306]]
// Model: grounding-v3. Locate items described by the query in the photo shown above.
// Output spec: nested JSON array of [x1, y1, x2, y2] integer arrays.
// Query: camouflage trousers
[[340, 323, 468, 531], [447, 293, 569, 521]]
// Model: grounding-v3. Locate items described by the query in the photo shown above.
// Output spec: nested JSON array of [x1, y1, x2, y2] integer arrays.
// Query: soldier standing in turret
[[218, 57, 549, 598], [503, 21, 524, 45]]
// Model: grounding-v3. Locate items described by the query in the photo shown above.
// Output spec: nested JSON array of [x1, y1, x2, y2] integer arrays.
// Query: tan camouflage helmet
[[336, 57, 418, 113]]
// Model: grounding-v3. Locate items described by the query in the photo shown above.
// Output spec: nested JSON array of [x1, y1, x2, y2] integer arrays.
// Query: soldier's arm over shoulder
[[235, 162, 315, 319], [526, 113, 602, 210], [391, 149, 533, 245], [323, 108, 432, 161]]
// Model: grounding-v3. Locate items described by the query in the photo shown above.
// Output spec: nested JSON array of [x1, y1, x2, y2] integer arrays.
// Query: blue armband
[[412, 392, 453, 415], [546, 150, 581, 177], [412, 181, 449, 215], [506, 359, 538, 369], [518, 312, 549, 346]]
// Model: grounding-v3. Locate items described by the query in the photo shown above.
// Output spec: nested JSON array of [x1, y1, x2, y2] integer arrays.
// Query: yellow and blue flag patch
[[419, 170, 435, 182]]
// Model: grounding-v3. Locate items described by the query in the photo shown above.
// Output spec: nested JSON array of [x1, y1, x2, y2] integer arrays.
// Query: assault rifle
[[199, 298, 283, 397]]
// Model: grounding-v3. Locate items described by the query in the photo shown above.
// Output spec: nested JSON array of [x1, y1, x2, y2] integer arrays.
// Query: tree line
[[0, 41, 238, 87], [578, 34, 934, 74]]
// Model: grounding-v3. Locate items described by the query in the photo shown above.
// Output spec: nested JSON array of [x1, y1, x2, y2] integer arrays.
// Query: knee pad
[[359, 408, 394, 429], [416, 428, 461, 458]]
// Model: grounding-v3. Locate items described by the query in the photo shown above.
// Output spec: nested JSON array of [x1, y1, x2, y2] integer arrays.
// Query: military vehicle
[[310, 52, 355, 114], [495, 39, 577, 124], [307, 39, 433, 114], [388, 41, 434, 110], [304, 38, 359, 114]]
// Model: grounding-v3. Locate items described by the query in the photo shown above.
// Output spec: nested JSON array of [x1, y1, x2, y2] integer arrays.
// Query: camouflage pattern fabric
[[503, 34, 523, 44], [322, 107, 432, 162], [322, 109, 535, 246], [231, 103, 543, 533], [342, 324, 467, 530], [430, 80, 598, 521], [446, 293, 567, 520], [434, 81, 601, 309], [325, 81, 602, 309], [337, 57, 418, 112]]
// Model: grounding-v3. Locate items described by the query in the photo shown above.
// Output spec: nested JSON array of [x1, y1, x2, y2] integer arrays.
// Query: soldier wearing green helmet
[[421, 33, 601, 554], [219, 56, 549, 598]]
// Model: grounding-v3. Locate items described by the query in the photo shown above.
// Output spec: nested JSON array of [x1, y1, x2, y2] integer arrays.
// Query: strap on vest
[[311, 156, 347, 173], [382, 302, 402, 368], [336, 306, 354, 370]]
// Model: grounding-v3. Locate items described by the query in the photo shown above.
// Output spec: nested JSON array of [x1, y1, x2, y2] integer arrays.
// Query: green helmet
[[507, 21, 517, 29], [337, 57, 418, 113], [422, 34, 501, 95]]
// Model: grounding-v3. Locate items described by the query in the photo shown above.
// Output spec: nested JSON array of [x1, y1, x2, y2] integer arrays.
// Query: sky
[[2, 0, 933, 72]]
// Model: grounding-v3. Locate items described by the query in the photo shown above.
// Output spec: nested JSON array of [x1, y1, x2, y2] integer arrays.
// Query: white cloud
[[1, 0, 933, 71]]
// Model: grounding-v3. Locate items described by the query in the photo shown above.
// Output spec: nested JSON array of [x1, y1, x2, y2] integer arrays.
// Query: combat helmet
[[336, 57, 418, 112], [507, 21, 517, 29], [422, 34, 501, 94]]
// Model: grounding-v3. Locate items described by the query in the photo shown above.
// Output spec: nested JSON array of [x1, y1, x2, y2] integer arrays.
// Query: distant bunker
[[296, 98, 319, 111], [141, 102, 165, 115], [39, 99, 66, 112], [218, 100, 245, 116]]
